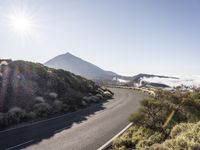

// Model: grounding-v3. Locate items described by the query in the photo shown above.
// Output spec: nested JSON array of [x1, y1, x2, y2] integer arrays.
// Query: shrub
[[49, 92, 58, 99], [112, 125, 165, 150], [136, 140, 153, 149], [170, 123, 193, 138], [34, 96, 45, 104], [6, 107, 26, 125], [0, 112, 4, 127], [27, 112, 36, 120], [128, 112, 145, 124], [33, 103, 52, 117], [52, 100, 63, 113], [112, 138, 124, 149], [148, 122, 200, 149], [118, 146, 126, 150], [149, 144, 169, 150], [112, 137, 133, 150]]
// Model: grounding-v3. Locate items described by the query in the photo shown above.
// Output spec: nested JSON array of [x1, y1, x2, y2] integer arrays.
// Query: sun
[[6, 6, 39, 39], [10, 13, 32, 33]]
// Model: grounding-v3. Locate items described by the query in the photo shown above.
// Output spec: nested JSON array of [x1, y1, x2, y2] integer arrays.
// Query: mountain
[[45, 52, 117, 80], [44, 53, 184, 88]]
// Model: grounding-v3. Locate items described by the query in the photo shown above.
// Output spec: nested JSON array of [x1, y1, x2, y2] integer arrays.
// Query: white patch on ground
[[141, 75, 200, 87]]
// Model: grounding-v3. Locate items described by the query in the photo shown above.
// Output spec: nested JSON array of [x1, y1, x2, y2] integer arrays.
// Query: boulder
[[103, 91, 113, 98], [83, 95, 100, 103], [96, 93, 104, 100]]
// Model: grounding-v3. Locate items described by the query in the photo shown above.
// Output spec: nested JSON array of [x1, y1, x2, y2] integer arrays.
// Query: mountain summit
[[45, 52, 117, 80]]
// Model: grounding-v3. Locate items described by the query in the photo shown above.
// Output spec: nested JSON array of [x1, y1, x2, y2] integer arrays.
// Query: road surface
[[0, 88, 146, 150]]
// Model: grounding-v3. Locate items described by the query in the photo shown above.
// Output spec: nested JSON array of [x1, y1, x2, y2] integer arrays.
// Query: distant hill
[[139, 81, 171, 88], [45, 52, 117, 80]]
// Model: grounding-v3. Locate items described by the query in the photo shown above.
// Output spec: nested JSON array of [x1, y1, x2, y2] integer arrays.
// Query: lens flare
[[6, 3, 40, 39], [9, 13, 32, 33]]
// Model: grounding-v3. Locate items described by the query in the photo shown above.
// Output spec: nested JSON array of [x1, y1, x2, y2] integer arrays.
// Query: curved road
[[0, 88, 146, 150]]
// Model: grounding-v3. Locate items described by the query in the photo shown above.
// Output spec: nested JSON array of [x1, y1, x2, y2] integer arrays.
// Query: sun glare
[[10, 14, 32, 33], [6, 5, 39, 39]]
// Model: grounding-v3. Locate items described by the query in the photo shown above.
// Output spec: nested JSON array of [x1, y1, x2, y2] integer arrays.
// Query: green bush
[[112, 125, 165, 150], [148, 122, 200, 149], [114, 90, 200, 149], [128, 112, 145, 124]]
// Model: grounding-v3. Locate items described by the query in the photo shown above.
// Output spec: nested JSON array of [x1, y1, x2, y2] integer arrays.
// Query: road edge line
[[5, 139, 34, 150], [97, 122, 133, 150]]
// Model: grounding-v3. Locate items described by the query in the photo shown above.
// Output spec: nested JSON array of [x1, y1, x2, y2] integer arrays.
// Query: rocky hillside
[[0, 60, 113, 128]]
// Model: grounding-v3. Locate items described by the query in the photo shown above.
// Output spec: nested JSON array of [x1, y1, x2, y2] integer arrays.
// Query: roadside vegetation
[[0, 60, 113, 129], [112, 89, 200, 149]]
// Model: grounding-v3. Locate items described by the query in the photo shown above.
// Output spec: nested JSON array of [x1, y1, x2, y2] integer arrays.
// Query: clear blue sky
[[0, 0, 199, 76]]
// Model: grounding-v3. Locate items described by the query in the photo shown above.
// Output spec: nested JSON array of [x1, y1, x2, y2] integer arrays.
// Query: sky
[[0, 0, 200, 76]]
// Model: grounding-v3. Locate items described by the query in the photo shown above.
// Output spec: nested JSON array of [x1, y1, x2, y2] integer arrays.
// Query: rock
[[83, 96, 91, 103], [96, 93, 104, 100], [96, 88, 105, 95], [83, 95, 100, 103], [81, 100, 87, 106], [103, 91, 113, 98], [90, 96, 99, 103]]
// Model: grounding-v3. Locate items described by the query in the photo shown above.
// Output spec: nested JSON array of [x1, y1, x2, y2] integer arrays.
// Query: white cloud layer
[[141, 75, 200, 87]]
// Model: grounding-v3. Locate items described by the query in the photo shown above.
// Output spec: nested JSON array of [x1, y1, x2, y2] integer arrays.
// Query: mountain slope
[[0, 60, 113, 129], [45, 52, 117, 80]]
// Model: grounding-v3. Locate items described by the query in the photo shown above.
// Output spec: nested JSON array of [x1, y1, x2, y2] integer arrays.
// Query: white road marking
[[97, 123, 133, 150], [6, 140, 34, 150], [54, 126, 71, 133]]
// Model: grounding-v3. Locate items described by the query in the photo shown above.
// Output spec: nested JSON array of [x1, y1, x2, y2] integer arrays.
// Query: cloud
[[141, 75, 200, 87]]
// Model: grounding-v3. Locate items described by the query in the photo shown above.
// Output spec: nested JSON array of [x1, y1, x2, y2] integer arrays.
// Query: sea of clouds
[[141, 75, 200, 87]]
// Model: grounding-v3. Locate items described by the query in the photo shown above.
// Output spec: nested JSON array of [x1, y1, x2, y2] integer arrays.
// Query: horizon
[[0, 0, 200, 76]]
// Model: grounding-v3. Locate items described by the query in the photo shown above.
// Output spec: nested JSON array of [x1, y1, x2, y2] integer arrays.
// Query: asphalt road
[[0, 88, 146, 150]]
